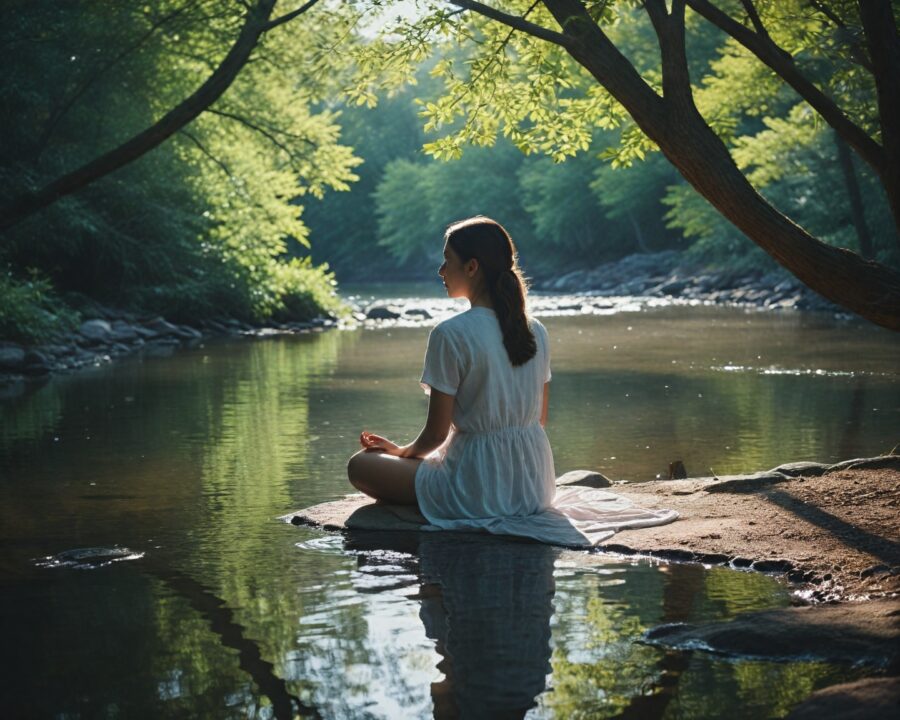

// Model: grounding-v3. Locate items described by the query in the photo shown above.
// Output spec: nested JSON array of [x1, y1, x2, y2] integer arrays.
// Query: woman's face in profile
[[439, 242, 473, 299]]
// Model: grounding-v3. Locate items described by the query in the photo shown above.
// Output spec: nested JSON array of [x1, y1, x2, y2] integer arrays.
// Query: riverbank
[[288, 456, 900, 716], [288, 455, 900, 602], [533, 250, 844, 313], [0, 304, 338, 391], [0, 254, 861, 387]]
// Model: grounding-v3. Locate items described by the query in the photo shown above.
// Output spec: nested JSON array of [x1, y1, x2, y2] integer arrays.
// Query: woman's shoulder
[[435, 308, 488, 333], [528, 314, 548, 336]]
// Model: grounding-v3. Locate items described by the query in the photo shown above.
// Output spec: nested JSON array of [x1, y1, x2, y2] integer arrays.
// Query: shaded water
[[1, 301, 898, 718]]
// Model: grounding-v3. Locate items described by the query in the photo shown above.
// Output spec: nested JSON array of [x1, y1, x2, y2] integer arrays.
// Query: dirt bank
[[288, 456, 900, 602], [607, 459, 900, 601]]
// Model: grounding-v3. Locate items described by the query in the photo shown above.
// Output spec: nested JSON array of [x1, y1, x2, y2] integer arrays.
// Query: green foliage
[[374, 139, 537, 270], [0, 0, 362, 332], [0, 268, 79, 343], [344, 0, 896, 279]]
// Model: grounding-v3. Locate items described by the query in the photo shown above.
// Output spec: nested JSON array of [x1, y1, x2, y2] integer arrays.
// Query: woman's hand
[[360, 430, 405, 456]]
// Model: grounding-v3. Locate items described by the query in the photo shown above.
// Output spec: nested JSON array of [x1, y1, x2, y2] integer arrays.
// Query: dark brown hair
[[445, 216, 536, 366]]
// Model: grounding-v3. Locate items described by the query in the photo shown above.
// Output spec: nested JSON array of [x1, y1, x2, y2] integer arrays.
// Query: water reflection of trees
[[550, 368, 892, 480]]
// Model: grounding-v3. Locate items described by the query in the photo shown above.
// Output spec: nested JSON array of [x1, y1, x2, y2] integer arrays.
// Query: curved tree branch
[[685, 0, 885, 179], [0, 0, 322, 233], [449, 0, 572, 46], [535, 0, 900, 329]]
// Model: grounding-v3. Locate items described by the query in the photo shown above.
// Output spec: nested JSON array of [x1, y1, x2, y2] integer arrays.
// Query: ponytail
[[445, 218, 536, 366]]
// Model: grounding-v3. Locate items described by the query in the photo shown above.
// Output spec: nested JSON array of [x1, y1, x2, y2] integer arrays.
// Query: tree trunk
[[0, 0, 278, 234], [834, 130, 875, 259], [541, 0, 900, 330], [858, 0, 900, 246]]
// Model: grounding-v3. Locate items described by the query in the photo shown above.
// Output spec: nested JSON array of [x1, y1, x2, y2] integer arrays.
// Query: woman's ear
[[465, 258, 479, 277]]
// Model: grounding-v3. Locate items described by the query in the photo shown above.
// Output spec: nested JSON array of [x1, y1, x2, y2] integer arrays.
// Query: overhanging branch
[[264, 0, 322, 31], [685, 0, 884, 176], [449, 0, 572, 47]]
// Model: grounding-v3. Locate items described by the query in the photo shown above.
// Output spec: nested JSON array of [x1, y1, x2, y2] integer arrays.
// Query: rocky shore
[[287, 454, 900, 602], [533, 250, 843, 313], [288, 455, 900, 718], [0, 304, 337, 392], [0, 252, 861, 388]]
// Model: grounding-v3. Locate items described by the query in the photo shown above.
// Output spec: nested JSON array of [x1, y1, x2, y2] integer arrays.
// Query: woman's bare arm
[[399, 388, 455, 458], [540, 382, 550, 427], [360, 388, 454, 458]]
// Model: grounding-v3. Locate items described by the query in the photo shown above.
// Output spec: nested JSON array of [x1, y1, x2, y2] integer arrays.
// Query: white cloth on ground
[[414, 307, 678, 548]]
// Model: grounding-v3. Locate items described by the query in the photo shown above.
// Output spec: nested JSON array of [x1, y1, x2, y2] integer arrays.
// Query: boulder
[[366, 305, 402, 320], [109, 321, 139, 342], [175, 324, 202, 339], [555, 470, 612, 489], [133, 325, 160, 339], [79, 319, 112, 342], [404, 308, 433, 319], [643, 599, 900, 667], [144, 317, 181, 337], [0, 343, 26, 370], [23, 350, 52, 375], [786, 677, 900, 720]]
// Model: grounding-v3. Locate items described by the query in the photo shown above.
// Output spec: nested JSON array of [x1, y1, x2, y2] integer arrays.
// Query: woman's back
[[416, 308, 555, 521], [421, 307, 550, 433]]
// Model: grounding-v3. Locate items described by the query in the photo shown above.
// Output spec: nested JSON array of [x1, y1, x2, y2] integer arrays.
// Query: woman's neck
[[468, 287, 493, 309]]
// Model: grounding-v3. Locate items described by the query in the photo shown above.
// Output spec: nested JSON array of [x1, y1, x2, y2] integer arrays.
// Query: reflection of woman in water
[[416, 534, 557, 719], [346, 529, 558, 719], [347, 216, 677, 547]]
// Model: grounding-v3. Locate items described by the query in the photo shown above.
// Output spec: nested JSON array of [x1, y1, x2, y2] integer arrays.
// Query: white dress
[[414, 307, 678, 548]]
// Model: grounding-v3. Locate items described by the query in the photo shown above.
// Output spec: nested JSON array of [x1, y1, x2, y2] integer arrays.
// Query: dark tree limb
[[684, 0, 886, 187], [858, 0, 900, 248], [264, 0, 322, 31], [450, 0, 572, 46], [0, 0, 322, 233], [644, 0, 693, 104], [499, 0, 900, 329]]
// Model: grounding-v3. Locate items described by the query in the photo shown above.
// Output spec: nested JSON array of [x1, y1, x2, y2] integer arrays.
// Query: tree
[[363, 1, 900, 329], [0, 0, 361, 326], [0, 0, 323, 233]]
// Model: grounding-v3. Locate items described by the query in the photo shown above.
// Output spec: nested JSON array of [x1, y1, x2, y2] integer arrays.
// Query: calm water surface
[[1, 299, 898, 718]]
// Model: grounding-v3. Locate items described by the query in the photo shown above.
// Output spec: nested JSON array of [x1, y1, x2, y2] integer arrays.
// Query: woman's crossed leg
[[347, 450, 421, 507]]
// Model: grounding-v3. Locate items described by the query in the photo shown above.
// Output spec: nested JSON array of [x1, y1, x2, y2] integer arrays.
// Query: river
[[1, 293, 897, 717]]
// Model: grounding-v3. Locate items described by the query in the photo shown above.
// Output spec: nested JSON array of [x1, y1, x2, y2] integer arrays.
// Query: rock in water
[[0, 343, 26, 370], [786, 677, 900, 720], [555, 470, 612, 489], [38, 546, 144, 569], [643, 599, 900, 667], [366, 305, 402, 320]]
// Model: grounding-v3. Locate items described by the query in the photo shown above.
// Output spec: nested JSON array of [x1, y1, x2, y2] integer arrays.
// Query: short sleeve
[[420, 325, 461, 396]]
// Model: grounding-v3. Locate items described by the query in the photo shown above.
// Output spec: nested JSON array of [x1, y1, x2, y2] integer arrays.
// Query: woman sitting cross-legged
[[347, 216, 677, 547]]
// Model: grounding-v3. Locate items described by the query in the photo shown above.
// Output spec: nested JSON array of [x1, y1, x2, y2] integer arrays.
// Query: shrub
[[0, 269, 79, 343]]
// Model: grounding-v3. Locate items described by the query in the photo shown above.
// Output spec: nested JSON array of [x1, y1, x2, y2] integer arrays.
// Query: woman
[[348, 216, 677, 546]]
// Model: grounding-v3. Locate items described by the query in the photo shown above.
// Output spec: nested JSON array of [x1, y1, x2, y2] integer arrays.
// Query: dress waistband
[[454, 422, 542, 435]]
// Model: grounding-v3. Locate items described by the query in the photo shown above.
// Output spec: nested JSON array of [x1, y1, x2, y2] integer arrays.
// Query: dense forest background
[[2, 1, 897, 341]]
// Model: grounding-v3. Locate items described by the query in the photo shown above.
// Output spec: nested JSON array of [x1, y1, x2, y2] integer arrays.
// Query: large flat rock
[[786, 677, 900, 720], [643, 598, 900, 667], [284, 456, 900, 599]]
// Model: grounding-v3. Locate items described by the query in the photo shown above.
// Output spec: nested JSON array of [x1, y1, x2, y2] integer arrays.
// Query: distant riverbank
[[0, 307, 338, 392], [533, 250, 843, 313], [0, 254, 854, 389]]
